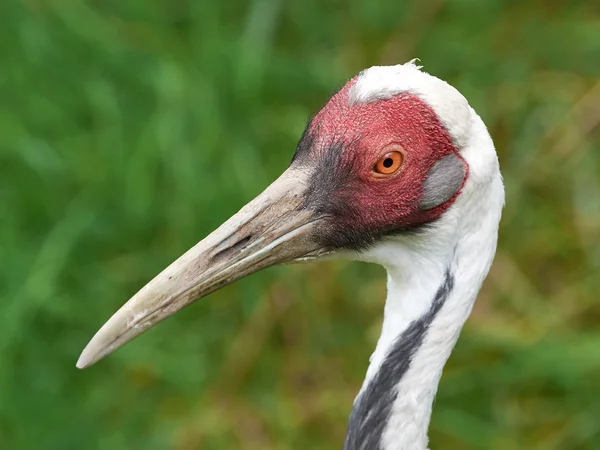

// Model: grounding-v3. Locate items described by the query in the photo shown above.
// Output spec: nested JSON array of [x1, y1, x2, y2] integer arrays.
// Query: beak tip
[[75, 358, 89, 370], [76, 308, 148, 371], [76, 344, 100, 369]]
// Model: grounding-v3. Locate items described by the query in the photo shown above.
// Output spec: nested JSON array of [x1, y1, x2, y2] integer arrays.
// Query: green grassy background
[[1, 0, 599, 449]]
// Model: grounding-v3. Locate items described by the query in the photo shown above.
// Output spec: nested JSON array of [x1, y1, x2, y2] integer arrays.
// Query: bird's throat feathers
[[344, 270, 455, 450]]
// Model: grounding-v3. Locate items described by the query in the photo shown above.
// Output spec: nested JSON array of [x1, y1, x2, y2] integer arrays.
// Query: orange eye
[[374, 151, 403, 175]]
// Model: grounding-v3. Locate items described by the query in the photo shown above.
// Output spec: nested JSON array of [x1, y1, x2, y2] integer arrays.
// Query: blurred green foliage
[[1, 0, 599, 449]]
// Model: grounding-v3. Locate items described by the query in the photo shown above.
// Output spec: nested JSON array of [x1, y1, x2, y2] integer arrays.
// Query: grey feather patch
[[419, 153, 466, 210]]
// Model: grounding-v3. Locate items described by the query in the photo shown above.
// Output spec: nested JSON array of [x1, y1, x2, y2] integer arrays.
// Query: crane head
[[77, 61, 477, 369]]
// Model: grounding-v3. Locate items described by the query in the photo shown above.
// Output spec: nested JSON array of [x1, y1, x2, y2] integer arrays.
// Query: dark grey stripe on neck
[[343, 270, 455, 450]]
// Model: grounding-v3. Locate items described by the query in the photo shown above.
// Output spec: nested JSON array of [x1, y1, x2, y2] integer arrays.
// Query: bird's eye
[[374, 151, 403, 176]]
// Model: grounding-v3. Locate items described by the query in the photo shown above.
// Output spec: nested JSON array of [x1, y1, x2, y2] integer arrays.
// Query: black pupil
[[383, 158, 394, 168]]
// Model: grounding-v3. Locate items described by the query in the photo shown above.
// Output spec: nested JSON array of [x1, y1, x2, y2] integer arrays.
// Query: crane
[[77, 61, 504, 450]]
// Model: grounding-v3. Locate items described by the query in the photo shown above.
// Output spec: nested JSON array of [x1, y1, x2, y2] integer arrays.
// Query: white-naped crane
[[78, 61, 504, 450]]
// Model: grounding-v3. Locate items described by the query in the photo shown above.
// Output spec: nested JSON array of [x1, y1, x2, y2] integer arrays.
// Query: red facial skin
[[294, 77, 469, 250]]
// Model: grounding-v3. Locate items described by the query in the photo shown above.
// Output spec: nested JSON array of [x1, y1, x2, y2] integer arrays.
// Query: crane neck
[[344, 164, 503, 450]]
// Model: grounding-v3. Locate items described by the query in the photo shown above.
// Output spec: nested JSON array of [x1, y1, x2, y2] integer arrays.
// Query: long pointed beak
[[77, 167, 328, 369]]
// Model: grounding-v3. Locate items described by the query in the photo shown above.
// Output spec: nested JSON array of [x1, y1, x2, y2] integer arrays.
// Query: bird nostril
[[211, 235, 252, 262]]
